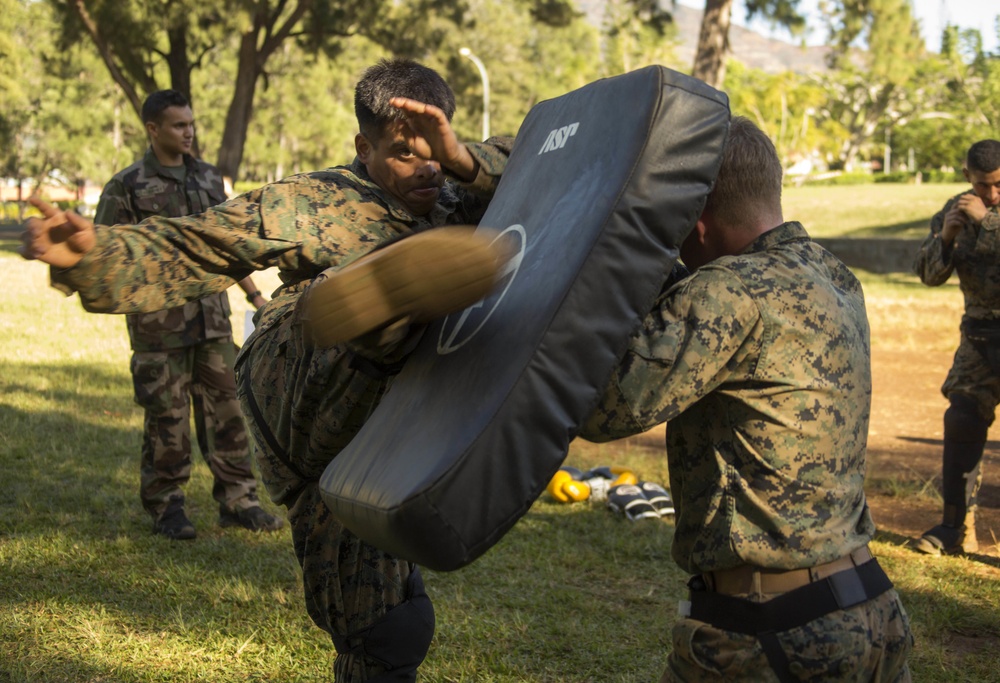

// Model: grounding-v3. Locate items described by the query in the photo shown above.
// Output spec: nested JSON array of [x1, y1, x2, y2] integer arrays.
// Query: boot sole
[[305, 226, 502, 347], [153, 526, 196, 541], [912, 533, 977, 556]]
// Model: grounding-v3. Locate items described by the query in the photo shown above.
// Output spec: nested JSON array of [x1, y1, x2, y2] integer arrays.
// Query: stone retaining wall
[[814, 237, 924, 274]]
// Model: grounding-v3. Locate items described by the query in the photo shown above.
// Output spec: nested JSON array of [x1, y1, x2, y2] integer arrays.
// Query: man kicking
[[20, 58, 512, 682]]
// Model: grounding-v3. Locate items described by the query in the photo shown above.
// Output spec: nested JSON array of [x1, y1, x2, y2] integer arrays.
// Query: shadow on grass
[[1, 359, 301, 646], [840, 218, 929, 238], [861, 272, 951, 290]]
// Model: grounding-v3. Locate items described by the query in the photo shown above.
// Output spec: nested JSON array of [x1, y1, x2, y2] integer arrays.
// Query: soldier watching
[[912, 138, 1000, 556], [93, 89, 281, 540]]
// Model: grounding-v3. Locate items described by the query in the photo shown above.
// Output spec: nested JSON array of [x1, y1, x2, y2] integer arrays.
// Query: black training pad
[[319, 66, 730, 570]]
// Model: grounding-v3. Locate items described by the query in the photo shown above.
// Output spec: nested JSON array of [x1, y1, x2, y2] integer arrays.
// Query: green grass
[[2, 190, 999, 683], [783, 182, 965, 239]]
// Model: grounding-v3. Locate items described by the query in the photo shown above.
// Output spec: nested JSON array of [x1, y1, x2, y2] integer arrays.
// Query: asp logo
[[538, 122, 579, 155], [437, 224, 526, 355]]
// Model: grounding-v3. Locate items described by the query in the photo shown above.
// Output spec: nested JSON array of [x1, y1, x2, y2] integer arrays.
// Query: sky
[[678, 0, 999, 54]]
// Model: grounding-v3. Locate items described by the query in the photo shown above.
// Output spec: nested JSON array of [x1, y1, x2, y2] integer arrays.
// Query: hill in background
[[575, 0, 832, 74]]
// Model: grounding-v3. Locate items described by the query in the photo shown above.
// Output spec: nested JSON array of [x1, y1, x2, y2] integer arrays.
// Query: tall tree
[[1, 0, 125, 217], [443, 0, 603, 139], [51, 0, 474, 181], [601, 0, 681, 75], [692, 0, 804, 88], [938, 24, 1000, 130], [724, 61, 825, 166], [882, 26, 996, 173], [814, 0, 925, 169]]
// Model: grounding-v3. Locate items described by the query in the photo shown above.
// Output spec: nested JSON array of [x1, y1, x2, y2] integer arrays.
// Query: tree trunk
[[70, 0, 145, 121], [691, 0, 732, 89], [166, 24, 192, 101], [214, 1, 312, 181], [166, 23, 199, 158], [216, 32, 260, 182]]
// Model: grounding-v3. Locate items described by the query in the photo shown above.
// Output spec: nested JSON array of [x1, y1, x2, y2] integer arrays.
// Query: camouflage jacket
[[913, 192, 1000, 321], [53, 139, 510, 351], [580, 222, 876, 574], [93, 148, 231, 351]]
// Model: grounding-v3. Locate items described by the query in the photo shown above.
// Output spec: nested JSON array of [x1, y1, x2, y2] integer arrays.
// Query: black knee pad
[[346, 567, 436, 682], [944, 394, 991, 444]]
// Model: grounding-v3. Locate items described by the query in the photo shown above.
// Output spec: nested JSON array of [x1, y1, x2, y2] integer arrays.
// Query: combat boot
[[914, 396, 987, 556], [303, 226, 505, 347], [219, 504, 284, 532], [914, 506, 978, 556], [153, 501, 196, 541]]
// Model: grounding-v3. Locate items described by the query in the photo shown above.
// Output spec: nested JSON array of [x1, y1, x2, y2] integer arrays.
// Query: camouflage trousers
[[236, 311, 422, 681], [131, 338, 257, 518], [942, 332, 1000, 422], [940, 331, 1000, 526], [661, 588, 913, 682]]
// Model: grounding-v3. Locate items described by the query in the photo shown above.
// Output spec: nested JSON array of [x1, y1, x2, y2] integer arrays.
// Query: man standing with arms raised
[[913, 139, 1000, 556]]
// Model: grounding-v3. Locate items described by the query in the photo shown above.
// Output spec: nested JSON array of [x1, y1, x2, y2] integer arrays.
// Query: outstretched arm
[[389, 97, 478, 182], [18, 197, 97, 269], [237, 276, 267, 309]]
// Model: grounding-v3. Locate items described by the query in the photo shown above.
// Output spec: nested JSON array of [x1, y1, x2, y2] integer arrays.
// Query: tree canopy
[[2, 0, 998, 200]]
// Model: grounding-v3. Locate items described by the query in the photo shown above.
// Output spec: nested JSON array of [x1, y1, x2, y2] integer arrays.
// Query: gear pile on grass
[[546, 466, 675, 521]]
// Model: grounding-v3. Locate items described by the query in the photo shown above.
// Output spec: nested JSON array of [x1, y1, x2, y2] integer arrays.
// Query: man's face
[[356, 122, 444, 216], [147, 105, 195, 160], [965, 167, 1000, 208]]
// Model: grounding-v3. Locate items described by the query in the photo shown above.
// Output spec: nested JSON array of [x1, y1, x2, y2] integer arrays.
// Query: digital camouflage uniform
[[581, 222, 913, 681], [53, 139, 511, 681], [913, 192, 1000, 547], [93, 148, 259, 520]]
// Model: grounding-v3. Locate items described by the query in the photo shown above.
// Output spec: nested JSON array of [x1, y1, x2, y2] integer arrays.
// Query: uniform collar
[[142, 147, 197, 178], [741, 221, 809, 254]]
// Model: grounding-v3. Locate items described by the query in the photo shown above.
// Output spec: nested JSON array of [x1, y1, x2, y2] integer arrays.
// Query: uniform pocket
[[671, 617, 757, 679], [130, 352, 174, 412]]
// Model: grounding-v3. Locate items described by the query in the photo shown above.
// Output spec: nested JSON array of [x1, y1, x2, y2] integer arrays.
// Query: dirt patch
[[867, 347, 1000, 556], [594, 346, 1000, 558]]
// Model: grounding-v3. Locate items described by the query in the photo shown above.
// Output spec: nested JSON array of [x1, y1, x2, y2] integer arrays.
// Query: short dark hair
[[354, 58, 456, 141], [141, 90, 190, 125], [966, 139, 1000, 174], [704, 116, 783, 228]]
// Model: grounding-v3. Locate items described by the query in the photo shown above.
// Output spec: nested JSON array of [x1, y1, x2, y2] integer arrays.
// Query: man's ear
[[145, 120, 159, 141], [355, 134, 372, 163], [692, 216, 709, 245], [963, 167, 971, 184]]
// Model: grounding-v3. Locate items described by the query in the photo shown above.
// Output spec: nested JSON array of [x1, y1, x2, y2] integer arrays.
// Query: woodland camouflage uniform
[[94, 148, 259, 519], [581, 222, 913, 681], [913, 192, 1000, 552], [54, 140, 511, 680]]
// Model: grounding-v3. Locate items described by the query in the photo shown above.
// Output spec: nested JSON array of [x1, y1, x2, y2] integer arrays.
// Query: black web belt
[[686, 558, 894, 683], [237, 359, 308, 485]]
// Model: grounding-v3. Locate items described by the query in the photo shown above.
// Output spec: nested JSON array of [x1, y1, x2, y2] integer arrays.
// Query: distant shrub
[[874, 170, 965, 184], [790, 172, 874, 186], [874, 171, 914, 184], [790, 169, 967, 187], [920, 169, 964, 183]]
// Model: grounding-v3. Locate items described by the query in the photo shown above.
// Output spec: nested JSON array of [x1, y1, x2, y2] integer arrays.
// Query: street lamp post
[[459, 47, 490, 141]]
